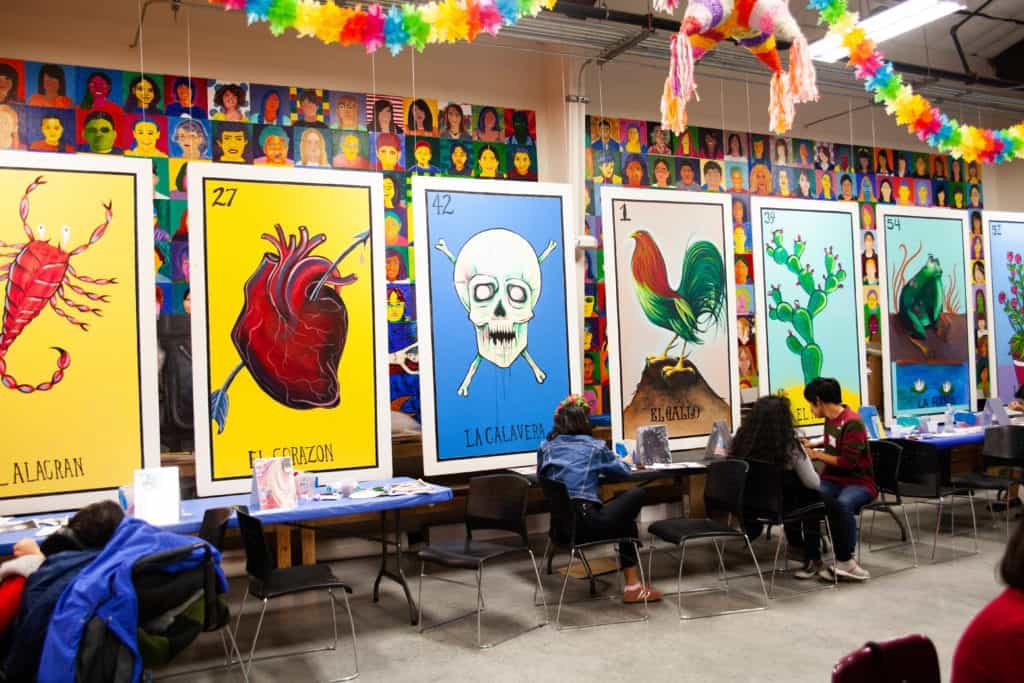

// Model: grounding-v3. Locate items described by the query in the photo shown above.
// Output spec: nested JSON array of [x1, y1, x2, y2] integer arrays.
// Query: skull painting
[[436, 228, 558, 396]]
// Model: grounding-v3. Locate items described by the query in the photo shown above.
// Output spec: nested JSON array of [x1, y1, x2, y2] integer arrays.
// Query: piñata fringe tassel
[[788, 34, 819, 104], [660, 31, 697, 134], [769, 71, 795, 134], [652, 0, 680, 12]]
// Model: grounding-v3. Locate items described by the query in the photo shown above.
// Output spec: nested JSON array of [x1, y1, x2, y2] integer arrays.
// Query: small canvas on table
[[251, 457, 298, 511], [133, 467, 181, 526]]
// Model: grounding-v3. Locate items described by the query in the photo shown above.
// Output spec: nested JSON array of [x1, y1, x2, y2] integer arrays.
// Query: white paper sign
[[133, 467, 181, 526]]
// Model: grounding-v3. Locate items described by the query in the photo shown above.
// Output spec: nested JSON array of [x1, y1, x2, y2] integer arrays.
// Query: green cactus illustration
[[766, 229, 847, 384]]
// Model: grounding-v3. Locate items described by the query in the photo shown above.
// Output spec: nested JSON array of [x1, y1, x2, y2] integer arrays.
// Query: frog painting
[[881, 210, 973, 420]]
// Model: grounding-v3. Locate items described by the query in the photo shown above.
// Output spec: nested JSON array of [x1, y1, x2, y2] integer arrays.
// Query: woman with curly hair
[[731, 395, 833, 580], [537, 396, 662, 603], [212, 83, 247, 121]]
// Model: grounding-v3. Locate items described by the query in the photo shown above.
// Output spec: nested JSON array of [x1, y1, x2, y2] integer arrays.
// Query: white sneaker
[[834, 560, 871, 581], [794, 561, 823, 579]]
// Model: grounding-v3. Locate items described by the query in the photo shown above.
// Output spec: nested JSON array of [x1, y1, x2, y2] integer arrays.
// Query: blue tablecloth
[[0, 477, 452, 556], [901, 429, 987, 449]]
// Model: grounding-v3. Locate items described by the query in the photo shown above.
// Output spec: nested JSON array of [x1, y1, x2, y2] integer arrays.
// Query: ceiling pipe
[[949, 0, 995, 80], [550, 0, 1024, 90]]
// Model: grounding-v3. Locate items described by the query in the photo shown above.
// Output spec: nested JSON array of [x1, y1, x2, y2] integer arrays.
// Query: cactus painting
[[753, 200, 866, 429], [765, 232, 847, 383]]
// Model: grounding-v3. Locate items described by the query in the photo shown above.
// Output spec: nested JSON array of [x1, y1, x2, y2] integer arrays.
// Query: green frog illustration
[[898, 254, 947, 356]]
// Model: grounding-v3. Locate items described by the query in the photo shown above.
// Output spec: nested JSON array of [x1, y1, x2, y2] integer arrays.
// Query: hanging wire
[[870, 99, 876, 154], [596, 64, 606, 152], [745, 80, 752, 136], [185, 5, 192, 94], [371, 52, 377, 102], [848, 97, 854, 150], [137, 0, 146, 80], [719, 77, 726, 134], [410, 49, 417, 142]]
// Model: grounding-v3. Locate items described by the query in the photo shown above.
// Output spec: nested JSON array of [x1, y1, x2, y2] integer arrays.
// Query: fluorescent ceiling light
[[807, 0, 966, 63]]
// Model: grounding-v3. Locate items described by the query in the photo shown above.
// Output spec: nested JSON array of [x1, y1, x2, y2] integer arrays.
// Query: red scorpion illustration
[[0, 176, 115, 393]]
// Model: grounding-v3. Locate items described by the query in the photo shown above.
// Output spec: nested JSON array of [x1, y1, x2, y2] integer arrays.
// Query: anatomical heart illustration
[[210, 224, 369, 431], [414, 179, 578, 475], [0, 155, 159, 513], [191, 167, 390, 494]]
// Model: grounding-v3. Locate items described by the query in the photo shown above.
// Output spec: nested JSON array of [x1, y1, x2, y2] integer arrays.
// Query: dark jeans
[[819, 480, 875, 562], [573, 488, 646, 569]]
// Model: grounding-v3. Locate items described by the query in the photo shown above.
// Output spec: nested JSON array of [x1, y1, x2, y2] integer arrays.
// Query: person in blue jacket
[[538, 395, 662, 604], [1, 501, 124, 680]]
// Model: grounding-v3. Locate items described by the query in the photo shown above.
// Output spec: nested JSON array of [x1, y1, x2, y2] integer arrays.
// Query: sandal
[[623, 585, 663, 603]]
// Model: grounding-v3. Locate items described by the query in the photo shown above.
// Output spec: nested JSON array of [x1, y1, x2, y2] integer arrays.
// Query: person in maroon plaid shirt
[[801, 378, 876, 581]]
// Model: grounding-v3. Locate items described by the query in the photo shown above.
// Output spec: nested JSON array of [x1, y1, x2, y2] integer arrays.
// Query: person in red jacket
[[0, 539, 45, 637], [953, 518, 1024, 682]]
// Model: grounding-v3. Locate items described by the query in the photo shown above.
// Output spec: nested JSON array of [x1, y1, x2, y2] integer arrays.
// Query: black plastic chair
[[138, 542, 247, 682], [858, 440, 918, 568], [197, 506, 235, 550], [646, 459, 769, 619], [892, 440, 979, 561], [150, 507, 246, 680], [538, 478, 649, 630], [743, 459, 838, 596], [954, 427, 1022, 537], [416, 473, 547, 648], [235, 511, 358, 681]]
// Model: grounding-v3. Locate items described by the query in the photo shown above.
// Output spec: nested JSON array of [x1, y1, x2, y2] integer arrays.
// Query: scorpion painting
[[413, 177, 578, 475], [0, 154, 159, 514], [752, 199, 866, 432], [188, 165, 391, 496], [600, 188, 741, 451], [982, 213, 1024, 404], [0, 176, 113, 393], [878, 207, 974, 422]]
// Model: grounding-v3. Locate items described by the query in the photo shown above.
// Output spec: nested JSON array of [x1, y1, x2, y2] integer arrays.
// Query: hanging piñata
[[654, 0, 818, 135]]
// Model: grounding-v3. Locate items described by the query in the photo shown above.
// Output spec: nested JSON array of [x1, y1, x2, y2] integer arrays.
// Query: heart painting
[[211, 224, 370, 433]]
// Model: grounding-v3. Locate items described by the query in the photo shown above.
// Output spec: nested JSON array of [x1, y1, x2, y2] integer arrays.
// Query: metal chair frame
[[645, 460, 770, 619], [235, 511, 359, 682], [857, 441, 919, 571], [143, 541, 249, 682], [416, 473, 548, 648], [416, 550, 548, 648], [538, 478, 649, 630]]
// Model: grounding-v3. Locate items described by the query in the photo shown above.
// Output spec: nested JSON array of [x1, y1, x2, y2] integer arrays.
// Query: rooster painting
[[629, 230, 726, 377]]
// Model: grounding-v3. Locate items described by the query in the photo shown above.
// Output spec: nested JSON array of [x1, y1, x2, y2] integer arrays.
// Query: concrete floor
[[161, 500, 1013, 683]]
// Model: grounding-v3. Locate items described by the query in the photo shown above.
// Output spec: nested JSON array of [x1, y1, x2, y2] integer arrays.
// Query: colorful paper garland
[[211, 0, 553, 55], [810, 0, 1024, 164], [213, 0, 1020, 164]]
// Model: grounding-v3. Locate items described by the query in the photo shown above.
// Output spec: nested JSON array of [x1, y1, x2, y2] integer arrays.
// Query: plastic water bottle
[[944, 404, 954, 433]]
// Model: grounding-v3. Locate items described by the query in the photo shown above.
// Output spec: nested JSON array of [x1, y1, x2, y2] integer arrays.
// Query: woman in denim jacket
[[538, 396, 662, 603]]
